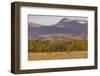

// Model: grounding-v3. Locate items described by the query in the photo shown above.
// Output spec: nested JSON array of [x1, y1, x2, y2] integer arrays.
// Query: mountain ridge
[[28, 18, 88, 40]]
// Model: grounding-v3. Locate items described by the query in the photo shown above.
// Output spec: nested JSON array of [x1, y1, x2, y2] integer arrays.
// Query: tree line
[[28, 39, 88, 53]]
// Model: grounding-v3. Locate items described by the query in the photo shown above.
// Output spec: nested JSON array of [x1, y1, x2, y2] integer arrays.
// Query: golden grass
[[28, 51, 88, 61]]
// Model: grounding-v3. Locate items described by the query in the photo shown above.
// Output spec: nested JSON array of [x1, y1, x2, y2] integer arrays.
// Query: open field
[[28, 51, 87, 60], [28, 39, 88, 60]]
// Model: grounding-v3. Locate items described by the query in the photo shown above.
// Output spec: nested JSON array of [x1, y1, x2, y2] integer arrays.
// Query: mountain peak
[[58, 18, 70, 23], [55, 18, 79, 27]]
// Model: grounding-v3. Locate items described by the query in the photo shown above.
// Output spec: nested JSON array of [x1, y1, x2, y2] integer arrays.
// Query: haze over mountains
[[28, 18, 88, 40]]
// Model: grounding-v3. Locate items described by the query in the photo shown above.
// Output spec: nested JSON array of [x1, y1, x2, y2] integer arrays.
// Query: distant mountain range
[[28, 18, 88, 40]]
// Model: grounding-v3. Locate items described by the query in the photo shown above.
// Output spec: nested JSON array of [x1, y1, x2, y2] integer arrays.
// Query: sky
[[28, 15, 88, 26]]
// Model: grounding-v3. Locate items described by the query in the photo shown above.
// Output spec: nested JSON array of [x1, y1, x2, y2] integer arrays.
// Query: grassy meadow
[[28, 39, 88, 60]]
